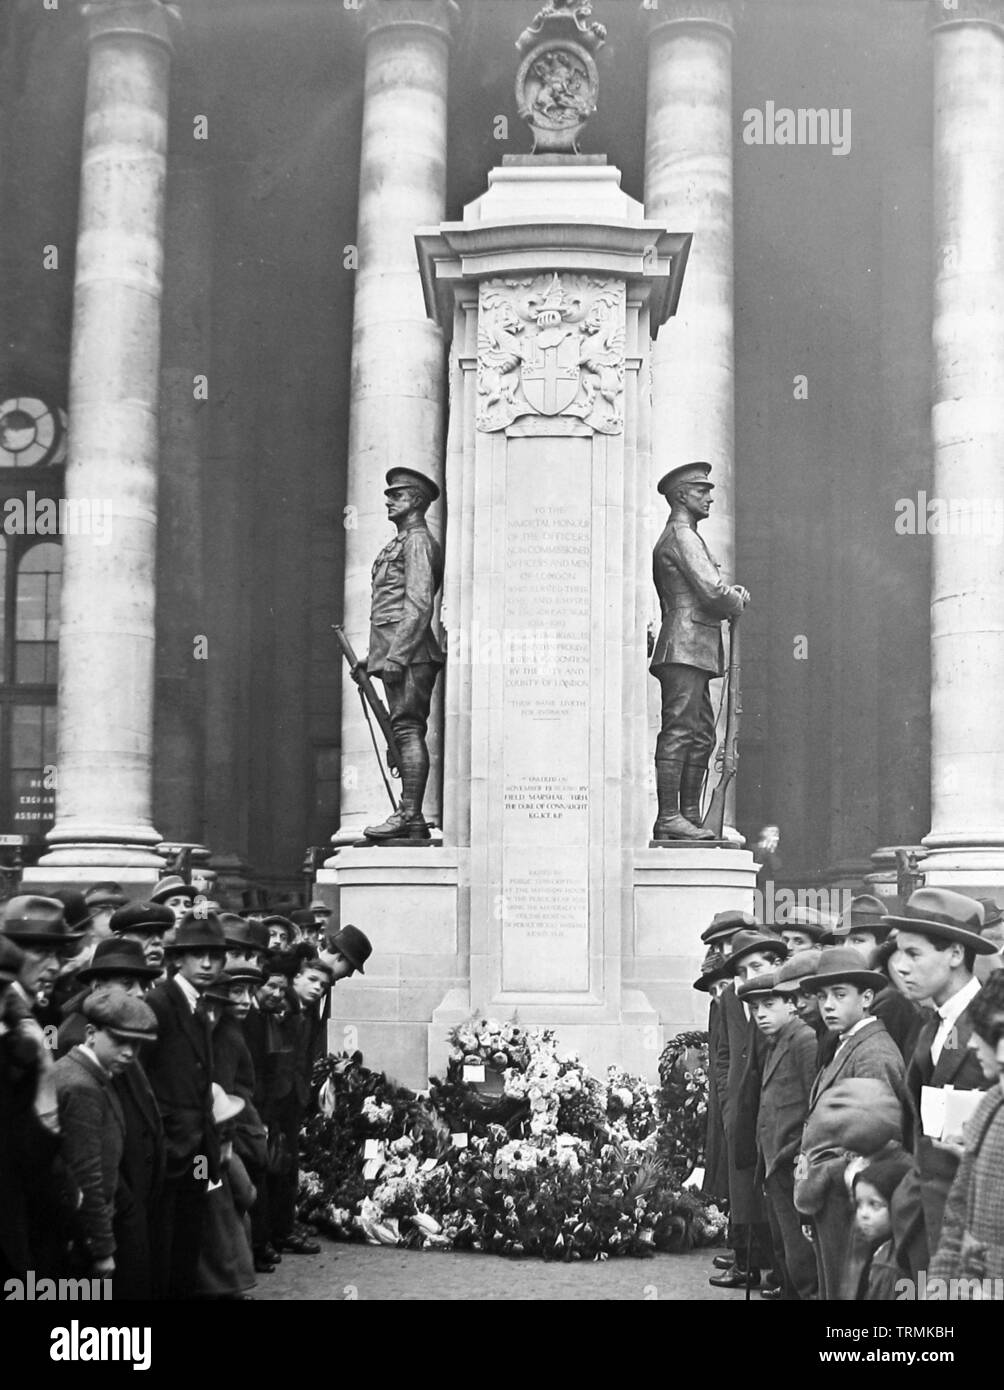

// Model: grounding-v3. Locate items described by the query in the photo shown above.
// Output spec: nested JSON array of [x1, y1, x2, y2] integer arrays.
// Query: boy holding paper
[[886, 888, 998, 1280]]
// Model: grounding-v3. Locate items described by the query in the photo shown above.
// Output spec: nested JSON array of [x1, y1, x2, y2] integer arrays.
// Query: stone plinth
[[630, 846, 757, 1031]]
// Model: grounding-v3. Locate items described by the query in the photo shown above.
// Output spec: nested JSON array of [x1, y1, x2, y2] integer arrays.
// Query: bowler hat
[[834, 893, 891, 941], [693, 948, 731, 992], [803, 945, 888, 994], [329, 923, 371, 975], [149, 875, 196, 906], [657, 461, 713, 499], [1, 895, 84, 947], [779, 905, 831, 940], [736, 972, 782, 1001], [110, 902, 175, 937], [309, 899, 332, 917], [84, 882, 127, 911], [82, 990, 158, 1042], [0, 936, 26, 984], [884, 888, 996, 956], [164, 911, 227, 954], [771, 948, 823, 994], [727, 929, 787, 971], [53, 890, 93, 934], [701, 909, 759, 946], [76, 937, 161, 984], [385, 467, 440, 504], [220, 914, 269, 953], [291, 909, 318, 931]]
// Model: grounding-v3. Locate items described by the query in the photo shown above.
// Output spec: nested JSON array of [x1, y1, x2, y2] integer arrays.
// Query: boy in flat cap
[[362, 466, 444, 844], [649, 462, 749, 842], [885, 888, 997, 1278], [739, 970, 818, 1300], [53, 991, 158, 1288]]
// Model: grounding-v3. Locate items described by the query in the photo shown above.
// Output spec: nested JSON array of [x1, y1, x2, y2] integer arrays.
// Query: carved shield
[[520, 335, 580, 416]]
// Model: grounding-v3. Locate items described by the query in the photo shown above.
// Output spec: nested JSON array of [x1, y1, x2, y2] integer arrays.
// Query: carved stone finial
[[515, 2, 606, 155]]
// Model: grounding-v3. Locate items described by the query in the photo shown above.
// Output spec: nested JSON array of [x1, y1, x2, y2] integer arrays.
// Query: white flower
[[615, 1087, 634, 1109]]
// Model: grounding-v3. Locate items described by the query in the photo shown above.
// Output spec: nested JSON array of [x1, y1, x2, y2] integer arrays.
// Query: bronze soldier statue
[[362, 467, 444, 843], [650, 462, 749, 842]]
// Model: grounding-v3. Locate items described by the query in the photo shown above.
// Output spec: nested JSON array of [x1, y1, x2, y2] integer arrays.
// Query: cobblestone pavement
[[253, 1237, 756, 1301]]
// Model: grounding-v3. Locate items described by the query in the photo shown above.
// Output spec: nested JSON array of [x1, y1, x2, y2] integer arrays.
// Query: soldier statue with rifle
[[337, 467, 444, 844], [650, 462, 750, 842]]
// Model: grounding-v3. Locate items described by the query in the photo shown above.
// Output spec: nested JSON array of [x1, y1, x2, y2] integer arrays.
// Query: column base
[[21, 863, 165, 900], [916, 844, 1004, 898]]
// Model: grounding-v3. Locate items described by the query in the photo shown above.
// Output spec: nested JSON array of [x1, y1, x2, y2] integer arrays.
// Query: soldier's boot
[[364, 738, 432, 842], [652, 758, 715, 841], [680, 761, 710, 830]]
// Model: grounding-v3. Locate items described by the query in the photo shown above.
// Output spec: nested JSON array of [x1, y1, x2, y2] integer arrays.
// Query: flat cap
[[82, 990, 158, 1041], [111, 902, 175, 936]]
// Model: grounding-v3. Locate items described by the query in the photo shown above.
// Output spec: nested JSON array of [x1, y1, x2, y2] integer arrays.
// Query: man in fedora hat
[[83, 882, 128, 940], [710, 927, 785, 1289], [53, 990, 158, 1286], [143, 910, 228, 1298], [884, 888, 997, 1278], [309, 898, 332, 929], [55, 937, 161, 1057], [778, 904, 830, 954], [362, 466, 444, 844], [1, 894, 84, 1022], [649, 462, 750, 842], [220, 913, 270, 972]]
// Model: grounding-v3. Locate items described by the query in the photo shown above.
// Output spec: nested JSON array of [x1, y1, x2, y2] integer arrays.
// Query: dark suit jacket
[[0, 1031, 65, 1277], [756, 1016, 817, 1180], [808, 1017, 907, 1113], [144, 978, 218, 1181], [715, 982, 768, 1222], [894, 998, 992, 1269], [701, 997, 729, 1200], [871, 984, 923, 1062], [53, 1046, 126, 1261]]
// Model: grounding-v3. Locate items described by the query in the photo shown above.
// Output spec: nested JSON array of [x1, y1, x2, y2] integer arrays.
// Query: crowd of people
[[0, 877, 371, 1299], [697, 887, 1004, 1300]]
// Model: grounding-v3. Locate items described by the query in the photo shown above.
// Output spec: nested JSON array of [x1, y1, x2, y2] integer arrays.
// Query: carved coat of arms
[[476, 273, 625, 435]]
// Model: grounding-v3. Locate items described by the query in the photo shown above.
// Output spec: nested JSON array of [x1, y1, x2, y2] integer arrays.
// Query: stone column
[[642, 0, 736, 570], [40, 0, 175, 875], [334, 0, 454, 843], [920, 0, 1004, 892]]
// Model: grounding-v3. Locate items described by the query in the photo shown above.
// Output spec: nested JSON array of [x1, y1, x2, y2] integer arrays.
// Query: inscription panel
[[500, 439, 592, 992]]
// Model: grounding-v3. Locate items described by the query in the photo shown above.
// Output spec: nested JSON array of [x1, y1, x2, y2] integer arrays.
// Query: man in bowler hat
[[362, 466, 444, 843], [650, 462, 749, 841]]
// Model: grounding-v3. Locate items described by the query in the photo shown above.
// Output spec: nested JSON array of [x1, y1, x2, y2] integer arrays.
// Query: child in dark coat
[[851, 1155, 913, 1300]]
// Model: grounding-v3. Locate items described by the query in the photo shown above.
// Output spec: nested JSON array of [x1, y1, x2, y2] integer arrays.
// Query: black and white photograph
[[1, 0, 1002, 1355]]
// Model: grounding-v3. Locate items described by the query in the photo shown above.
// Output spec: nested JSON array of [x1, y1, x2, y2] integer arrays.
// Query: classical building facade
[[1, 0, 1003, 903]]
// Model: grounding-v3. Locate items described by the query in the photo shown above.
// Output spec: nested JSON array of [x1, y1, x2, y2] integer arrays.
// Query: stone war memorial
[[317, 0, 757, 1087]]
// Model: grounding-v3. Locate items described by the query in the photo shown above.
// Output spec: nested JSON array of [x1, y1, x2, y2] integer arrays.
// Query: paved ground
[[253, 1236, 758, 1301]]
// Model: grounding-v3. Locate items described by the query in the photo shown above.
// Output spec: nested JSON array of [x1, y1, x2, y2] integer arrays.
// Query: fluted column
[[334, 0, 454, 842], [41, 0, 175, 869], [642, 0, 736, 574], [920, 0, 1004, 891]]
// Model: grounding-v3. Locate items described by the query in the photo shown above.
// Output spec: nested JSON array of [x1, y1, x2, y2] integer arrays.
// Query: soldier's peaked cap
[[385, 467, 440, 504], [657, 461, 713, 498]]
